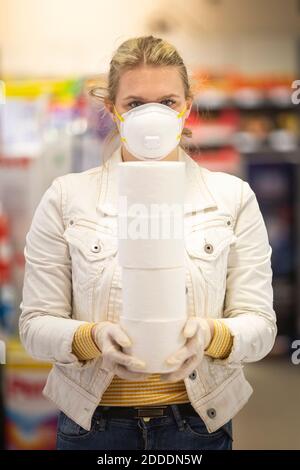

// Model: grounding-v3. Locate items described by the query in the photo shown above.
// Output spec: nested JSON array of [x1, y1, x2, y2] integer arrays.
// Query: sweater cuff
[[204, 319, 233, 359], [72, 322, 101, 361]]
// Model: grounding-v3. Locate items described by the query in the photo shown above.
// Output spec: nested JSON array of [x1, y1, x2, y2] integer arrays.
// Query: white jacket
[[19, 144, 277, 433]]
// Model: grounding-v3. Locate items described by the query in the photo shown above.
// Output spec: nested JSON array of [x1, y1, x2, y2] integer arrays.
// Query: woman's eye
[[128, 99, 176, 109], [128, 101, 142, 108], [161, 99, 176, 106]]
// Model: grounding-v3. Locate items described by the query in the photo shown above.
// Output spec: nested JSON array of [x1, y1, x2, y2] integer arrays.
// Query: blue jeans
[[56, 405, 233, 450]]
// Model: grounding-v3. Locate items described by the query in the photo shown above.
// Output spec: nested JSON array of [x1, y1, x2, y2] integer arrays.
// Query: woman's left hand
[[160, 317, 214, 383]]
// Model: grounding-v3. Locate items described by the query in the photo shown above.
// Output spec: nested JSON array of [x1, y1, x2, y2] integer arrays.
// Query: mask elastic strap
[[176, 104, 188, 140], [113, 104, 124, 122], [177, 104, 187, 118]]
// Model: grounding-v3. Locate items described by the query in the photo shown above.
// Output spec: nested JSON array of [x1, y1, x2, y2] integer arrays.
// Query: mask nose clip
[[144, 135, 160, 149]]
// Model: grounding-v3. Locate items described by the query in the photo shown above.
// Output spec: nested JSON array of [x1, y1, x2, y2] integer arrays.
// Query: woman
[[19, 35, 277, 450]]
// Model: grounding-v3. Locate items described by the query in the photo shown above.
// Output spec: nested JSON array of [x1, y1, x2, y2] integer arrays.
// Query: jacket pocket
[[62, 218, 118, 319], [185, 215, 237, 317], [183, 415, 233, 444], [63, 218, 118, 289], [57, 410, 100, 441]]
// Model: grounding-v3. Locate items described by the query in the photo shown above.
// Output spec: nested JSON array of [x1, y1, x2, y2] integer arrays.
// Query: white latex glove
[[160, 317, 214, 383], [91, 321, 151, 381]]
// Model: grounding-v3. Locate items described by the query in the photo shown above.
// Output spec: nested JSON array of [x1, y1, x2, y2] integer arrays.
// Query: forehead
[[117, 65, 184, 98]]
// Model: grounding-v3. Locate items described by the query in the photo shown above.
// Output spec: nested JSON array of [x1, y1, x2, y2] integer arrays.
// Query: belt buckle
[[133, 406, 168, 422]]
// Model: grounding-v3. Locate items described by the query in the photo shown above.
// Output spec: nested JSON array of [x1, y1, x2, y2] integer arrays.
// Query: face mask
[[113, 102, 187, 161]]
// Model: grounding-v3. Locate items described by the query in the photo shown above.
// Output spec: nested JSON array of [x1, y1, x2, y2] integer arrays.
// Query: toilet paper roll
[[118, 213, 184, 268], [119, 316, 187, 373], [121, 267, 186, 320], [118, 238, 184, 268], [118, 161, 185, 207], [118, 213, 184, 238]]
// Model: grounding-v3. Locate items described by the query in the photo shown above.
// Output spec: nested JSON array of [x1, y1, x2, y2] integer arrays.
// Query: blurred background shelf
[[0, 0, 300, 450]]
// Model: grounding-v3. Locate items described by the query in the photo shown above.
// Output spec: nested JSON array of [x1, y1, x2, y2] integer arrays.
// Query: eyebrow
[[123, 94, 180, 101]]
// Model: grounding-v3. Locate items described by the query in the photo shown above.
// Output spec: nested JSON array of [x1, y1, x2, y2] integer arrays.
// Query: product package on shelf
[[0, 202, 17, 336], [3, 340, 58, 450]]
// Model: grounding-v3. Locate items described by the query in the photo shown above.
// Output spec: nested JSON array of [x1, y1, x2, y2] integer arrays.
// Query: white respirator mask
[[113, 102, 187, 161]]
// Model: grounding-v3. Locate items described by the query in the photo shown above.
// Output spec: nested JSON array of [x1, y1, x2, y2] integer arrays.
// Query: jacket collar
[[96, 144, 218, 216]]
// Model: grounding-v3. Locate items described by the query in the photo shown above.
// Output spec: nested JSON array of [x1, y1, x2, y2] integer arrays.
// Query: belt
[[97, 403, 199, 422]]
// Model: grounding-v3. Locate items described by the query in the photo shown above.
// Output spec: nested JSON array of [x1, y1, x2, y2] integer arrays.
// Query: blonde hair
[[88, 35, 196, 166]]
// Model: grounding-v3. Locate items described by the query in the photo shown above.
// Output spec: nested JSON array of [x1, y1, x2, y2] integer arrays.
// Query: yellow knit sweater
[[72, 320, 233, 406]]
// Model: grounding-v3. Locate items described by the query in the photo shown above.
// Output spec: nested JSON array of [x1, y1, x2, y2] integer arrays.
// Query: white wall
[[0, 0, 298, 77]]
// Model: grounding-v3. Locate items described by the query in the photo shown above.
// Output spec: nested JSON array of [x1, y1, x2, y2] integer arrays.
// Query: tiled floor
[[233, 357, 300, 449]]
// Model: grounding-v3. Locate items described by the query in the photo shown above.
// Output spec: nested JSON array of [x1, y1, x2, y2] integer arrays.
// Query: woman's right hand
[[91, 321, 151, 381]]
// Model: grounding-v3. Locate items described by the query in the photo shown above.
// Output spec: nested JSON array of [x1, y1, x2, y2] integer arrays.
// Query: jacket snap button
[[91, 243, 101, 253], [207, 408, 217, 419], [185, 286, 188, 294], [69, 219, 74, 225], [189, 370, 197, 380], [226, 220, 231, 226], [204, 243, 214, 254]]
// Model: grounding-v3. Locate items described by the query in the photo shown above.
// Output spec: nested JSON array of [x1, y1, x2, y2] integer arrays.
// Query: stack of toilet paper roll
[[117, 161, 187, 373]]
